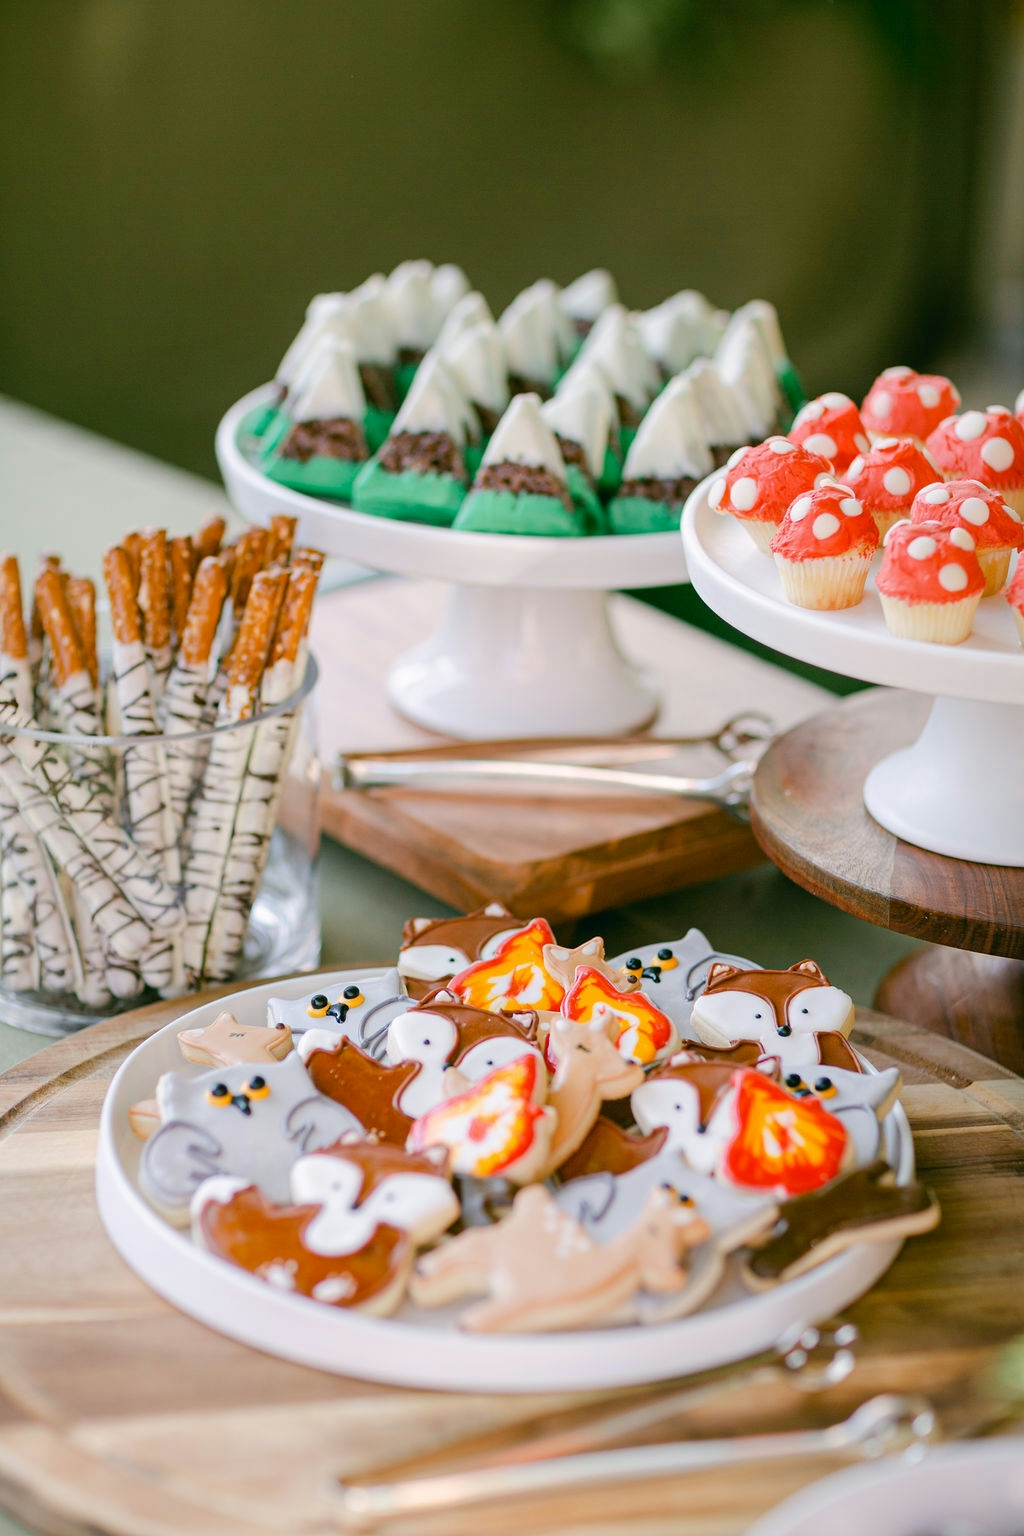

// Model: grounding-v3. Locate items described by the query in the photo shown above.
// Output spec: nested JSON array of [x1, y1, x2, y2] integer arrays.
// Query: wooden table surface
[[0, 987, 1021, 1536]]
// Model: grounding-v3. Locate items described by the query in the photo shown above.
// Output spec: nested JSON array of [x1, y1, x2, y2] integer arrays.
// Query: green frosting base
[[351, 458, 465, 526], [464, 441, 486, 479], [261, 450, 363, 501], [777, 360, 805, 425], [241, 402, 279, 440], [453, 486, 586, 537], [566, 463, 608, 535], [364, 407, 395, 453], [607, 493, 683, 535], [394, 362, 420, 403], [598, 443, 622, 499]]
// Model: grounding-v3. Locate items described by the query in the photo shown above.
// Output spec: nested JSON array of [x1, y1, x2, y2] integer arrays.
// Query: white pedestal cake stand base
[[682, 474, 1024, 867], [216, 386, 686, 738]]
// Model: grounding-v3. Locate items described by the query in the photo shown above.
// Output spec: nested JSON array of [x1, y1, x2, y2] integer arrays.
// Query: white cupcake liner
[[878, 592, 981, 644], [774, 553, 872, 610], [735, 517, 779, 555], [976, 547, 1013, 598]]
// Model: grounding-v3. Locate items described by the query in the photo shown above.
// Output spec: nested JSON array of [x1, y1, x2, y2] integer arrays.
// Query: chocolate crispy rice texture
[[359, 363, 397, 412], [378, 431, 467, 481], [475, 462, 573, 510], [618, 473, 699, 505], [280, 417, 368, 463]]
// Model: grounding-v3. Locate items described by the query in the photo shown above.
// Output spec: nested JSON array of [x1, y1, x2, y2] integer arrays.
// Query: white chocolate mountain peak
[[541, 385, 610, 477], [683, 358, 749, 448], [430, 263, 471, 317], [386, 260, 442, 351], [441, 321, 509, 414], [622, 378, 713, 481], [481, 393, 567, 481], [393, 354, 477, 446], [289, 340, 366, 423], [560, 269, 618, 324]]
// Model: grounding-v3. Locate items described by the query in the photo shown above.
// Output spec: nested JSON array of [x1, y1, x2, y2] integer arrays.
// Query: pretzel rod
[[229, 529, 269, 620], [0, 769, 78, 994], [292, 547, 326, 575], [169, 536, 195, 649], [194, 515, 227, 564], [0, 555, 32, 716], [69, 887, 114, 1008], [30, 554, 62, 726], [181, 569, 286, 984], [163, 556, 230, 831], [0, 834, 38, 993], [138, 529, 173, 697], [265, 514, 298, 568], [102, 940, 146, 1001], [65, 577, 99, 689], [28, 553, 59, 671], [203, 566, 318, 980], [0, 743, 151, 960], [121, 532, 143, 597], [33, 566, 112, 808]]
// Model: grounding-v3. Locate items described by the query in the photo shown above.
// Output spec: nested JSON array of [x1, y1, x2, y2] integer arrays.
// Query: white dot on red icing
[[708, 477, 725, 510], [727, 447, 747, 469], [989, 405, 1011, 416], [846, 456, 864, 481], [869, 390, 893, 420], [883, 467, 912, 496], [908, 536, 937, 560], [959, 496, 990, 526], [917, 384, 940, 408], [855, 434, 871, 452], [797, 400, 825, 422], [822, 392, 850, 409], [954, 411, 987, 441], [812, 513, 841, 540], [803, 432, 838, 459], [923, 485, 951, 504], [884, 366, 914, 378], [949, 527, 976, 551], [767, 438, 795, 454], [981, 436, 1015, 471], [730, 476, 758, 511], [938, 562, 969, 592], [789, 494, 813, 522], [876, 437, 900, 448], [839, 496, 862, 517], [1005, 503, 1022, 522]]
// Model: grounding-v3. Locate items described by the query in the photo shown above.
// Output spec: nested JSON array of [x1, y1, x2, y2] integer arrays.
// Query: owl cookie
[[267, 968, 409, 1055], [609, 929, 759, 1034]]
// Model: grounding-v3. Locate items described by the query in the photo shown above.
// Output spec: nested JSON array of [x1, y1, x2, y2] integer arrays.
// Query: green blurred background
[[2, 0, 1023, 683]]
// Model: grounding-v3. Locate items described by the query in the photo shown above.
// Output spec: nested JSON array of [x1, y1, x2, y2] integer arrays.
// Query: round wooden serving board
[[0, 981, 1022, 1536]]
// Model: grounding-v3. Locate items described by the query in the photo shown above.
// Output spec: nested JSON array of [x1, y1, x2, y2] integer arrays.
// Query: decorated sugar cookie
[[557, 1116, 669, 1183], [266, 968, 409, 1055], [398, 903, 525, 999], [385, 992, 541, 1116], [178, 1010, 293, 1067], [406, 1053, 555, 1184], [298, 1035, 422, 1145], [140, 1055, 362, 1217], [411, 1183, 709, 1333], [609, 929, 758, 1035], [689, 960, 855, 1072], [744, 1158, 940, 1288], [448, 918, 565, 1013], [542, 1011, 645, 1175], [778, 1063, 902, 1164], [561, 965, 679, 1066], [542, 936, 639, 995], [192, 1141, 458, 1315]]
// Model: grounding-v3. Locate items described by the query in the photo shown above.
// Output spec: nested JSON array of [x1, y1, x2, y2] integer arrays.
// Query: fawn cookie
[[542, 1010, 645, 1175], [140, 1055, 363, 1219], [178, 1010, 293, 1067], [561, 965, 679, 1066], [267, 968, 409, 1055], [410, 1182, 709, 1333], [609, 929, 758, 1034], [448, 918, 566, 1013], [297, 1034, 421, 1145], [743, 1158, 940, 1288], [398, 903, 524, 999], [406, 1053, 555, 1184], [193, 1140, 458, 1315]]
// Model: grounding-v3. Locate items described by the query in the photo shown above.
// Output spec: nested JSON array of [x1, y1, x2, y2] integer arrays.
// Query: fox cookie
[[399, 904, 525, 999], [406, 1053, 555, 1184], [267, 968, 409, 1055], [689, 960, 856, 1073], [411, 1182, 709, 1333], [193, 1140, 458, 1315], [610, 929, 758, 1034], [140, 1055, 362, 1219]]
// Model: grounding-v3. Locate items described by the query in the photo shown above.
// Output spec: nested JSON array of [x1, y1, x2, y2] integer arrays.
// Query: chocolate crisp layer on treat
[[359, 363, 397, 412], [379, 431, 467, 480], [555, 436, 593, 476], [618, 474, 699, 506], [398, 345, 425, 368], [615, 395, 643, 431], [476, 463, 573, 510], [281, 418, 368, 463]]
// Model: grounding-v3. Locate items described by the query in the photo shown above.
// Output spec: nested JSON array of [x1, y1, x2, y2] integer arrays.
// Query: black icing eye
[[343, 985, 361, 1000], [307, 994, 330, 1018], [801, 1007, 810, 1015], [777, 1023, 792, 1037], [657, 949, 673, 961], [785, 1073, 802, 1088], [815, 1077, 833, 1092], [206, 1083, 231, 1107], [626, 958, 642, 971], [310, 994, 328, 1008], [245, 1076, 270, 1100], [754, 1012, 763, 1020]]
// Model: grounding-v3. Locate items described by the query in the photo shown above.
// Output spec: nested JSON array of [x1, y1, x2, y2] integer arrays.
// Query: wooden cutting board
[[309, 579, 832, 920], [0, 982, 1021, 1536]]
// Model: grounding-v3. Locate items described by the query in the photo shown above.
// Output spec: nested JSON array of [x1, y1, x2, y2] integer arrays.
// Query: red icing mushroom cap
[[925, 408, 1024, 490], [910, 478, 1023, 551], [787, 392, 870, 473], [876, 519, 984, 604], [844, 437, 941, 512], [861, 367, 960, 441], [1005, 556, 1024, 615], [770, 481, 879, 561], [709, 437, 832, 524]]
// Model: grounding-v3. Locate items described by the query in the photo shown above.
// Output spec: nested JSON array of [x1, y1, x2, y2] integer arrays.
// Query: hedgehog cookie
[[861, 366, 960, 447], [926, 407, 1024, 515], [192, 1140, 459, 1316], [876, 520, 985, 644], [709, 437, 832, 554], [910, 478, 1023, 596]]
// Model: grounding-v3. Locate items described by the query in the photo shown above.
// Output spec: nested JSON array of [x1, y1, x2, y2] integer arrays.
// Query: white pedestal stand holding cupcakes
[[682, 473, 1024, 867], [217, 386, 688, 739]]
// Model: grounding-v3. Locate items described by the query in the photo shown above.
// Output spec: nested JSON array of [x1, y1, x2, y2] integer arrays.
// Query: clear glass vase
[[0, 655, 321, 1036]]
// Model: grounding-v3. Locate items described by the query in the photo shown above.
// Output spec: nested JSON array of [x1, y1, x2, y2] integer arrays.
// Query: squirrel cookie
[[398, 903, 525, 999], [140, 1055, 363, 1219], [689, 959, 855, 1072], [267, 968, 409, 1055], [178, 1010, 294, 1067], [632, 1060, 854, 1198], [297, 1035, 422, 1145], [406, 1053, 555, 1184], [557, 1116, 669, 1182], [560, 965, 679, 1066], [744, 1159, 940, 1288], [541, 1010, 645, 1175], [609, 929, 758, 1034], [192, 1140, 458, 1315], [410, 1182, 709, 1333], [448, 918, 566, 1013]]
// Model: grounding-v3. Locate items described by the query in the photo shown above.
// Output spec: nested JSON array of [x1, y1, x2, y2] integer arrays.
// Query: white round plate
[[681, 472, 1022, 705], [216, 386, 689, 590], [747, 1440, 1024, 1536], [97, 969, 915, 1395]]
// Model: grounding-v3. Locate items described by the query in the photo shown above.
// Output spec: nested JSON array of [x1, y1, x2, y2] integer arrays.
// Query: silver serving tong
[[336, 711, 775, 821]]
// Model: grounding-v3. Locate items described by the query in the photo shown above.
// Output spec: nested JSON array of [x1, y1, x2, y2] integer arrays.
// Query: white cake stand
[[682, 474, 1024, 866], [216, 386, 690, 738]]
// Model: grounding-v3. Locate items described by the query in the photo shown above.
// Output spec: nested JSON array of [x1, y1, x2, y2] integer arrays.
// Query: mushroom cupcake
[[861, 366, 961, 448], [709, 437, 832, 554], [770, 481, 878, 609], [876, 520, 984, 644], [787, 392, 870, 475], [925, 407, 1024, 516], [910, 479, 1023, 596], [843, 437, 942, 539]]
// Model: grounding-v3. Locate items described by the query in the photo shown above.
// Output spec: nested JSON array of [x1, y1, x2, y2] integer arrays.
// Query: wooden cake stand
[[750, 688, 1024, 1074]]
